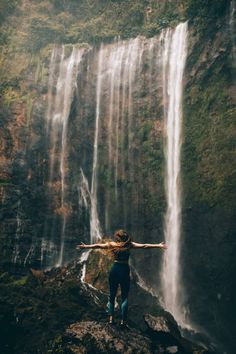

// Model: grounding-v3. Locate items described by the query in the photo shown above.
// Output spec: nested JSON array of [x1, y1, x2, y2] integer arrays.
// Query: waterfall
[[45, 45, 85, 266], [161, 22, 188, 327], [12, 201, 23, 264], [41, 24, 188, 278], [23, 244, 35, 266], [79, 168, 91, 212], [90, 46, 104, 244], [79, 250, 91, 283], [91, 37, 147, 231]]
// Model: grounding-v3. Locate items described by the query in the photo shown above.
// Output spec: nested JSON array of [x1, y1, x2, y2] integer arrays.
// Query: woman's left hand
[[159, 242, 168, 250]]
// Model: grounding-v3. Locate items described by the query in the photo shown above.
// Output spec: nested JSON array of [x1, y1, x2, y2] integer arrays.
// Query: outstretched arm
[[76, 242, 110, 250], [131, 241, 167, 250]]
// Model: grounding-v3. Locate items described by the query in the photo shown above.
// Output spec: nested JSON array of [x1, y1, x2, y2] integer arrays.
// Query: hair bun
[[115, 229, 130, 242]]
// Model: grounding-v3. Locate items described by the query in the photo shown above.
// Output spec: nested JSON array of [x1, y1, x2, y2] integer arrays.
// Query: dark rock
[[144, 313, 181, 344], [64, 320, 155, 354], [29, 268, 46, 283], [144, 314, 211, 354], [0, 260, 216, 354], [166, 346, 178, 354]]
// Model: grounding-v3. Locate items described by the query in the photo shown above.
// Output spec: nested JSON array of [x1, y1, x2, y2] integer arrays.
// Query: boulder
[[144, 314, 211, 354], [145, 314, 182, 347]]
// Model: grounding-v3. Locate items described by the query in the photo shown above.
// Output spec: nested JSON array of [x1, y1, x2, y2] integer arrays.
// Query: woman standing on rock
[[77, 229, 167, 326]]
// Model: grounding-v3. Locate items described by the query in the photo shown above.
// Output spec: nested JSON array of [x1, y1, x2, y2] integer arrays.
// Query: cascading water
[[50, 39, 145, 254], [41, 24, 189, 296], [44, 45, 85, 266], [161, 22, 188, 327], [79, 168, 90, 212], [88, 38, 144, 241], [88, 37, 150, 232], [89, 46, 104, 244], [12, 201, 23, 264], [8, 23, 190, 330]]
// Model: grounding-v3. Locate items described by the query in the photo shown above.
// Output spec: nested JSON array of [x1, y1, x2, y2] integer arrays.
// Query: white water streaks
[[90, 38, 144, 240], [46, 45, 85, 266], [78, 167, 102, 245], [91, 37, 159, 230], [79, 250, 91, 283], [23, 243, 35, 266], [132, 266, 159, 300], [79, 168, 91, 212], [78, 37, 151, 244], [12, 201, 24, 264], [44, 26, 188, 274], [161, 22, 188, 327], [40, 239, 57, 266], [89, 46, 104, 244]]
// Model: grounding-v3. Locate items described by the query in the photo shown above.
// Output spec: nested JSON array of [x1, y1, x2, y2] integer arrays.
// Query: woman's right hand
[[76, 243, 86, 250]]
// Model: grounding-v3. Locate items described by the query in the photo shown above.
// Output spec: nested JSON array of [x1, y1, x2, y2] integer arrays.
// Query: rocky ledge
[[0, 256, 215, 354], [63, 317, 209, 354], [64, 321, 154, 354]]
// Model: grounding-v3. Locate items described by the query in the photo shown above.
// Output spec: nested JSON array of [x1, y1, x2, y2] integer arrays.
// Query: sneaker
[[119, 321, 129, 330], [108, 316, 115, 324]]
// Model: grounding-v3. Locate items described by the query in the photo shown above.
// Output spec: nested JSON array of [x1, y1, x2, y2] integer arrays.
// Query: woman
[[77, 229, 167, 326]]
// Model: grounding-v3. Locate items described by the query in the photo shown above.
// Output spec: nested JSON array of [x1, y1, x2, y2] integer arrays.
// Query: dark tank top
[[113, 248, 130, 263]]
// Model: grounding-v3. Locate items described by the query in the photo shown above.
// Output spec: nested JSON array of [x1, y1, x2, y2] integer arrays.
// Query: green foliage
[[185, 0, 230, 20], [183, 64, 236, 209], [25, 94, 34, 127], [184, 0, 231, 34], [2, 0, 187, 52], [0, 25, 10, 45], [47, 335, 64, 354], [0, 0, 230, 57], [25, 16, 65, 52], [0, 179, 11, 186], [13, 276, 28, 286], [0, 0, 18, 25], [2, 87, 19, 107]]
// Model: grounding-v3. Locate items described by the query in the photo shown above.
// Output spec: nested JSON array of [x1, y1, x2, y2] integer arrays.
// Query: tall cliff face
[[181, 5, 236, 351], [0, 1, 235, 353]]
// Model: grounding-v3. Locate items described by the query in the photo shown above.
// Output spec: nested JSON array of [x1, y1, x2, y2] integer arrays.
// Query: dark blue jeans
[[108, 263, 130, 321]]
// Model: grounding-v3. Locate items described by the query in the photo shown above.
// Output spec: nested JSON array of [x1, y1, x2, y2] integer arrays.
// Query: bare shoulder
[[108, 241, 117, 247]]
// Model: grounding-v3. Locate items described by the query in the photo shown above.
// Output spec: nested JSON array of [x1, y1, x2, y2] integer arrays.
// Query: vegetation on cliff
[[181, 2, 236, 351], [0, 0, 231, 130]]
